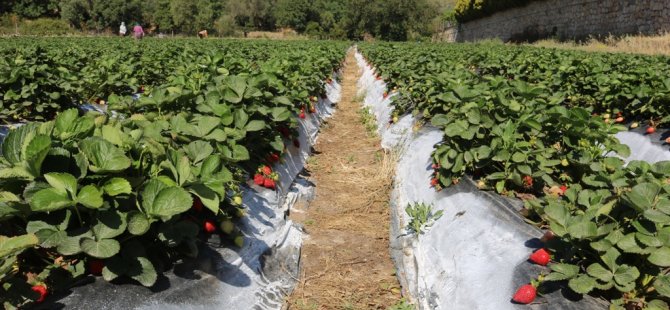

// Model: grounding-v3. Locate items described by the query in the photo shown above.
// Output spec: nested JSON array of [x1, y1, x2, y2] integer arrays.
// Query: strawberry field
[[0, 37, 347, 308], [358, 42, 670, 309], [3, 36, 670, 309]]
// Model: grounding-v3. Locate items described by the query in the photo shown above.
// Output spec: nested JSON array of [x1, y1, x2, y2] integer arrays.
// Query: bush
[[454, 0, 540, 23], [0, 17, 76, 36], [20, 18, 74, 36]]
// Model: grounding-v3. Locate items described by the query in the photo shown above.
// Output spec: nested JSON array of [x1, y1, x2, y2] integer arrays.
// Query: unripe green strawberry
[[233, 196, 243, 206], [234, 236, 244, 247], [220, 220, 235, 234]]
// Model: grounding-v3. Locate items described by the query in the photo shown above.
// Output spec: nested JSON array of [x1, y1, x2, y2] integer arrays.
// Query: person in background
[[133, 23, 144, 39], [119, 22, 127, 36]]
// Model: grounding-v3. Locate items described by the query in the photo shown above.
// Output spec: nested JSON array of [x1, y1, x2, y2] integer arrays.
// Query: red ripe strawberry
[[559, 185, 568, 194], [266, 153, 280, 163], [262, 165, 272, 176], [278, 126, 290, 138], [523, 176, 533, 188], [253, 174, 265, 186], [615, 117, 624, 123], [192, 197, 203, 212], [647, 127, 657, 134], [383, 91, 389, 99], [529, 248, 551, 266], [430, 178, 439, 187], [299, 111, 306, 119], [293, 139, 300, 148], [204, 220, 216, 233], [89, 259, 104, 276], [263, 178, 276, 189], [512, 284, 536, 304], [31, 285, 48, 303]]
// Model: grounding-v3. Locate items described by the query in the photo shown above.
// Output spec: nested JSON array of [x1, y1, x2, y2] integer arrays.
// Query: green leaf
[[655, 275, 670, 298], [35, 229, 67, 248], [652, 161, 670, 176], [586, 263, 613, 282], [188, 184, 219, 214], [142, 180, 192, 219], [649, 247, 670, 267], [617, 233, 647, 254], [24, 134, 51, 177], [54, 109, 78, 137], [568, 275, 596, 294], [184, 141, 213, 164], [80, 238, 120, 258], [546, 263, 580, 281], [0, 234, 38, 257], [102, 256, 125, 282], [271, 107, 291, 122], [601, 247, 621, 270], [625, 183, 661, 210], [43, 173, 77, 196], [102, 178, 132, 196], [130, 256, 157, 287], [92, 210, 127, 239], [2, 123, 37, 165], [613, 265, 639, 286], [77, 185, 103, 209], [30, 188, 73, 212], [511, 152, 526, 163], [647, 300, 669, 310], [245, 120, 266, 132], [101, 125, 124, 146], [231, 144, 250, 161], [56, 231, 91, 256], [567, 219, 598, 239], [79, 137, 131, 173]]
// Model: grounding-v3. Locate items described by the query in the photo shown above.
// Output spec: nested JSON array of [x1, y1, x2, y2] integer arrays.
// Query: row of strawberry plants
[[359, 42, 670, 309], [363, 42, 670, 129], [0, 39, 347, 308], [0, 38, 343, 124]]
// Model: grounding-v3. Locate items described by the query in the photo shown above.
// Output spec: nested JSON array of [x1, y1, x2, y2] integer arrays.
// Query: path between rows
[[285, 50, 401, 309]]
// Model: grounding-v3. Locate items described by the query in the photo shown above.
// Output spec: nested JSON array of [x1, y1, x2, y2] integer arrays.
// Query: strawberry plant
[[359, 42, 670, 308], [0, 38, 347, 307]]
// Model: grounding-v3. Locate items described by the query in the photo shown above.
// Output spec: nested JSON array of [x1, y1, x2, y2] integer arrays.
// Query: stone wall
[[455, 0, 670, 42]]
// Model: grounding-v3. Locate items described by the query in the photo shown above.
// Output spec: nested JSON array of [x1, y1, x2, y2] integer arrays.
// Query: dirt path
[[285, 51, 401, 309]]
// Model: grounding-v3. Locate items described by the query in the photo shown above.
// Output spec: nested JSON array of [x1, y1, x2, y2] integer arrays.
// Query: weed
[[358, 107, 378, 136], [405, 202, 443, 235], [389, 299, 415, 310]]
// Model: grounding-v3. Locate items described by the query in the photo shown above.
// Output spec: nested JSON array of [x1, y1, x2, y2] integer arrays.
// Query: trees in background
[[1, 0, 453, 40]]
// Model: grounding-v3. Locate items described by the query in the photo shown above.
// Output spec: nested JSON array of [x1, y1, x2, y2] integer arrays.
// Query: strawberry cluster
[[254, 165, 278, 190], [512, 233, 555, 305]]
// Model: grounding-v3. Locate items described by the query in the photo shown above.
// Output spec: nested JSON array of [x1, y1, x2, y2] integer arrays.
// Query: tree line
[[0, 0, 455, 40]]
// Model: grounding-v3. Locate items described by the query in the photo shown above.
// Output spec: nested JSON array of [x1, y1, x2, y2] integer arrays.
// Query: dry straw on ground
[[285, 51, 402, 310], [533, 33, 670, 56]]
